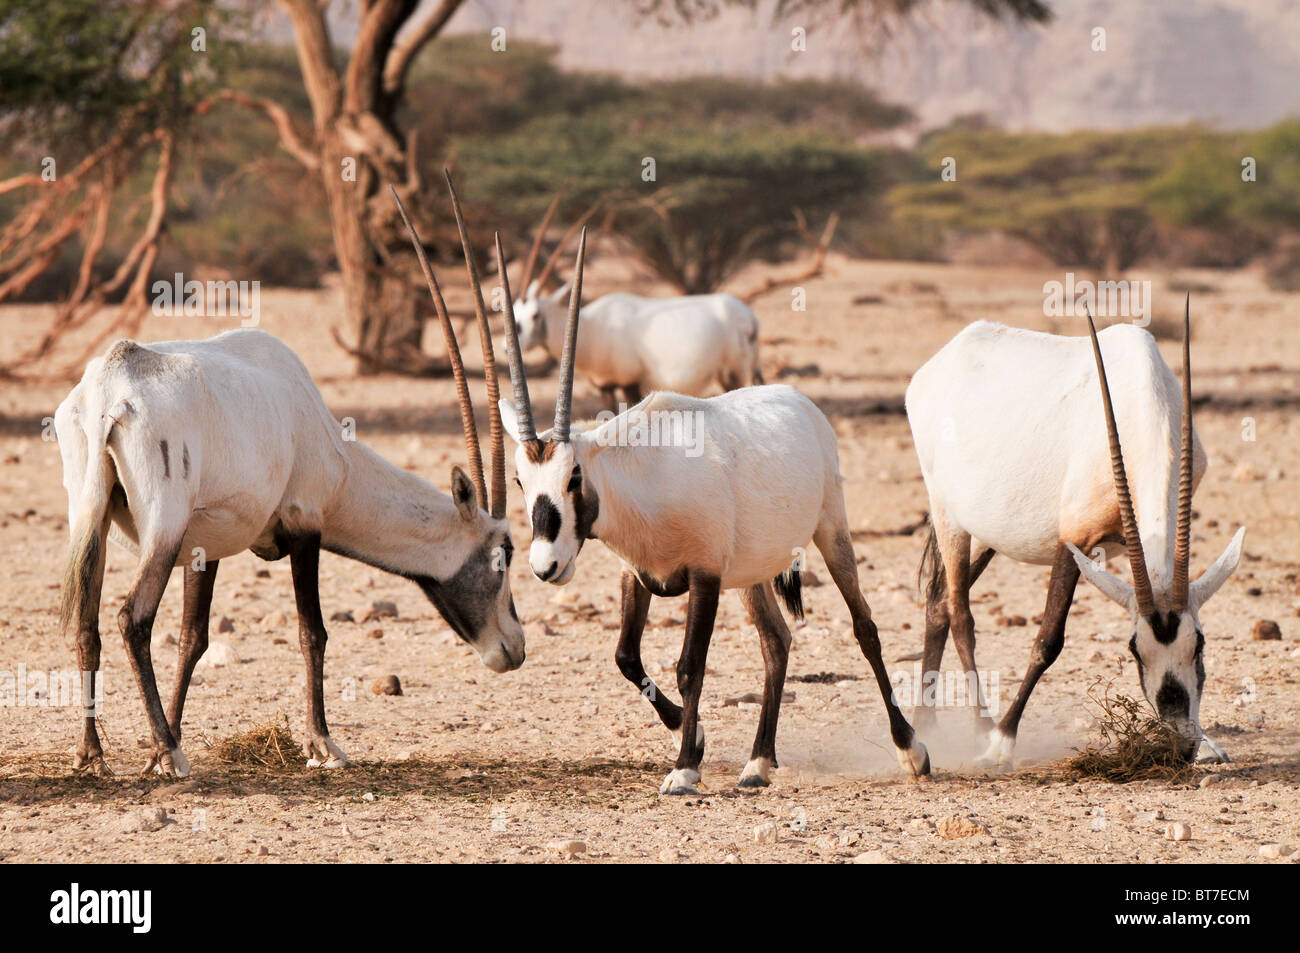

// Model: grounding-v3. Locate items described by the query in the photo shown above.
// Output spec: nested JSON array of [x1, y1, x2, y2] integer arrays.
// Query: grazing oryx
[[492, 223, 925, 794], [510, 200, 763, 413], [55, 177, 523, 778], [906, 302, 1245, 768]]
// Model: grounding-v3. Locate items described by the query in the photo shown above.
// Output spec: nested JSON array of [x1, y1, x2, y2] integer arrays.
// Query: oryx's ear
[[525, 280, 541, 301], [548, 281, 571, 304], [1191, 526, 1246, 610], [1067, 543, 1135, 610], [499, 399, 521, 445], [450, 466, 477, 522]]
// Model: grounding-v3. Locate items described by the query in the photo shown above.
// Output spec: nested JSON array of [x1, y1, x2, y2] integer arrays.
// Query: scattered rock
[[937, 816, 989, 840], [1004, 614, 1028, 627], [724, 692, 763, 707], [217, 616, 234, 634], [256, 844, 269, 856], [548, 839, 587, 859], [1258, 843, 1294, 859], [361, 792, 376, 802], [263, 610, 289, 628], [363, 600, 399, 622], [753, 822, 779, 845], [199, 641, 241, 668], [1252, 619, 1282, 641], [367, 629, 384, 640], [149, 780, 199, 800], [852, 850, 894, 864], [371, 675, 402, 696], [1165, 823, 1192, 842], [839, 831, 862, 848], [1231, 462, 1257, 483], [113, 807, 172, 833], [330, 610, 355, 623], [255, 569, 271, 579], [723, 853, 741, 864]]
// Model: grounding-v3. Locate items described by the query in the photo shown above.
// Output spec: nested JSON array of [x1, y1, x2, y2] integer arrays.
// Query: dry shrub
[[206, 715, 306, 770], [1048, 679, 1197, 784]]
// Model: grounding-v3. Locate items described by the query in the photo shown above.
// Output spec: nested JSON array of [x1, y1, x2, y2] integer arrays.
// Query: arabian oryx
[[490, 223, 926, 795], [906, 302, 1245, 768], [55, 176, 524, 778], [509, 196, 763, 413]]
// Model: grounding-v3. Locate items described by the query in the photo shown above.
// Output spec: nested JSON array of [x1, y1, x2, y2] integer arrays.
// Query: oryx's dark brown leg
[[814, 522, 930, 776], [614, 570, 685, 732], [165, 559, 219, 741], [916, 546, 994, 733], [289, 533, 349, 767], [118, 538, 187, 776], [980, 543, 1079, 767], [932, 521, 994, 732], [622, 383, 643, 406], [599, 386, 619, 414], [737, 582, 791, 787], [660, 570, 720, 795], [71, 520, 110, 775]]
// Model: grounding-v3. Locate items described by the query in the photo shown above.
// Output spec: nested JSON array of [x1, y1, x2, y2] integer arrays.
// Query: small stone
[[263, 610, 289, 628], [526, 621, 557, 640], [256, 844, 269, 856], [367, 628, 384, 640], [1199, 774, 1222, 788], [1252, 619, 1282, 641], [371, 675, 402, 696], [723, 853, 741, 864], [363, 600, 399, 622], [330, 610, 355, 623], [548, 839, 587, 858], [1231, 462, 1257, 482], [838, 831, 862, 848], [937, 816, 989, 840], [658, 848, 683, 862], [753, 822, 779, 845], [361, 792, 376, 802], [114, 807, 171, 833], [1165, 822, 1192, 841], [199, 641, 241, 668], [1005, 615, 1028, 627], [724, 692, 764, 707], [149, 780, 199, 800], [217, 616, 234, 634], [907, 817, 935, 835], [255, 569, 271, 579], [1258, 843, 1294, 859], [852, 850, 894, 864]]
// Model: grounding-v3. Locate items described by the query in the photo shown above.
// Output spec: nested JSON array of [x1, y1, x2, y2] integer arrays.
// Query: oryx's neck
[[541, 297, 576, 360], [322, 441, 469, 581]]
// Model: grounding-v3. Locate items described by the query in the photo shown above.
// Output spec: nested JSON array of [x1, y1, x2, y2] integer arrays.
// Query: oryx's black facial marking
[[410, 536, 508, 645], [532, 495, 561, 542], [1150, 611, 1180, 645], [1155, 672, 1190, 720], [181, 442, 191, 479], [160, 440, 170, 478]]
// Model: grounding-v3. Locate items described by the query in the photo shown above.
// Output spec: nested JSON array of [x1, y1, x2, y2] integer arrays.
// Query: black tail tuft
[[773, 567, 804, 623], [918, 517, 946, 607]]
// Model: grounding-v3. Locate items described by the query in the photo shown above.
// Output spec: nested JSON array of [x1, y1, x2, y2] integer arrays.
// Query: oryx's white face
[[499, 405, 597, 586], [417, 467, 525, 672], [511, 281, 569, 353], [1069, 526, 1246, 761]]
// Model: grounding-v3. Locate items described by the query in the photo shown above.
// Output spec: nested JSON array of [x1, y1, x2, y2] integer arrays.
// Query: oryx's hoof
[[975, 729, 1014, 771], [73, 751, 112, 777], [146, 747, 191, 778], [1196, 737, 1231, 764], [659, 768, 701, 795], [897, 739, 931, 778], [738, 757, 774, 788], [304, 735, 351, 769]]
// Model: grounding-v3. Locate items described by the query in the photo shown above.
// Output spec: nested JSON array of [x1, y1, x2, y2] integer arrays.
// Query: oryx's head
[[510, 191, 595, 354], [497, 227, 598, 586], [1068, 299, 1245, 760], [392, 176, 525, 673]]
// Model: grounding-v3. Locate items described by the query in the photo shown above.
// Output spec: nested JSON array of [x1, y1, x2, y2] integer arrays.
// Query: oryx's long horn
[[495, 231, 537, 444], [390, 185, 486, 509], [444, 170, 505, 518], [519, 189, 565, 294], [534, 201, 600, 292], [552, 225, 587, 443], [1085, 309, 1157, 618], [1172, 294, 1194, 611]]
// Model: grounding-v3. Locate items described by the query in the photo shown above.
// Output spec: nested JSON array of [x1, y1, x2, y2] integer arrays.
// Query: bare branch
[[382, 0, 465, 98], [198, 90, 322, 170]]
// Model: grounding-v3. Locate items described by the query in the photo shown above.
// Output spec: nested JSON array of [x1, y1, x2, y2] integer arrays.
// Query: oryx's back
[[906, 320, 1193, 565]]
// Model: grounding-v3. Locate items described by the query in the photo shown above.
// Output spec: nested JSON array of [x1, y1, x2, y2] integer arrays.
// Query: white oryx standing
[[492, 223, 926, 795], [55, 177, 523, 778], [509, 201, 763, 412], [906, 302, 1245, 768]]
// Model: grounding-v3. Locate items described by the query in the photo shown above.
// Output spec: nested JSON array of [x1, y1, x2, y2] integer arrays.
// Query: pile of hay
[[207, 716, 305, 769], [1048, 680, 1197, 784]]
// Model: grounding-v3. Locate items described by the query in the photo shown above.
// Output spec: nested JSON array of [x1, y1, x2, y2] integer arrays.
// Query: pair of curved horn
[[500, 224, 588, 444], [390, 181, 507, 519], [1084, 297, 1195, 616], [518, 188, 600, 295]]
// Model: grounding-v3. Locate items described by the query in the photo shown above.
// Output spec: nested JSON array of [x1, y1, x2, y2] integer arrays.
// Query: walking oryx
[[510, 196, 763, 413], [56, 179, 523, 778], [492, 223, 926, 795], [906, 302, 1245, 768]]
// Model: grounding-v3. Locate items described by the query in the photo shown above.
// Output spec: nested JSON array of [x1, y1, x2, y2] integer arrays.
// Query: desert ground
[[0, 254, 1297, 863]]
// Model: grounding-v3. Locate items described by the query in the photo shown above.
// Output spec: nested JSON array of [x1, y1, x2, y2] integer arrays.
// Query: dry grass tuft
[[205, 715, 306, 769], [1046, 679, 1198, 784]]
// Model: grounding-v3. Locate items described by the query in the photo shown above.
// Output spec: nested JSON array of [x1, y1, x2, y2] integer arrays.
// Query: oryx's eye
[[1128, 635, 1139, 662], [514, 477, 522, 490], [567, 466, 582, 493], [501, 537, 514, 566]]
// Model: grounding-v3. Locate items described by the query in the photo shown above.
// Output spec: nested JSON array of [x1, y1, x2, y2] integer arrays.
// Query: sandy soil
[[0, 256, 1297, 864]]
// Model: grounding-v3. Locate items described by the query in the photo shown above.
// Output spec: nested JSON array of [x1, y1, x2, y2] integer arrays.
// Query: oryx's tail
[[60, 415, 118, 636], [773, 566, 803, 623]]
